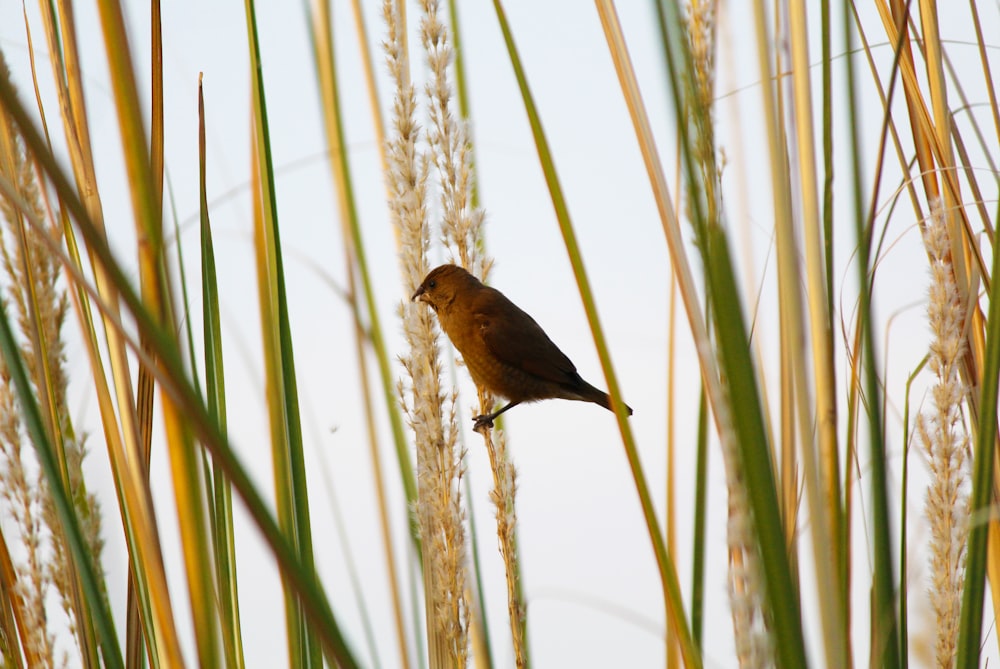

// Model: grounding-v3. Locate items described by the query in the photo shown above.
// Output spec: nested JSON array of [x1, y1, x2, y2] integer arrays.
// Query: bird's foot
[[472, 414, 495, 432]]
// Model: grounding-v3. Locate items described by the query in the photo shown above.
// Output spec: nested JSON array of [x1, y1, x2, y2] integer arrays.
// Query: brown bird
[[412, 264, 633, 429]]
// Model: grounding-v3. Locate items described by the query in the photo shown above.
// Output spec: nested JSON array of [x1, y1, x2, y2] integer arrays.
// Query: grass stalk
[[955, 209, 1000, 669], [655, 0, 809, 663], [773, 1, 848, 662], [0, 295, 122, 669], [497, 2, 698, 666], [476, 421, 526, 667], [93, 1, 221, 665], [198, 77, 246, 669], [310, 0, 420, 555], [854, 4, 915, 664], [244, 0, 324, 665], [125, 0, 163, 663], [306, 4, 414, 666], [0, 529, 25, 668]]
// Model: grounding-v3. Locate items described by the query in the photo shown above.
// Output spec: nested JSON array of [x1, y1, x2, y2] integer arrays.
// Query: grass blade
[[0, 298, 123, 669], [492, 2, 698, 666]]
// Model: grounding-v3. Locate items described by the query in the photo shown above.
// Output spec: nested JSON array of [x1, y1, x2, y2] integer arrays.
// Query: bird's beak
[[411, 286, 425, 302]]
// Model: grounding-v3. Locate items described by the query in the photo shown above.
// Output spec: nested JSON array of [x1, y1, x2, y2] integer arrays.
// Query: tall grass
[[0, 1, 997, 667]]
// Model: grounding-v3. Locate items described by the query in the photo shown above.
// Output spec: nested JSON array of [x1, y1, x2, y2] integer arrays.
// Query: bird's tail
[[575, 379, 633, 416]]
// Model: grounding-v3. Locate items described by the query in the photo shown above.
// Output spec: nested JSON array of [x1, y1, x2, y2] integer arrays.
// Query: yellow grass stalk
[[784, 0, 847, 663], [95, 0, 218, 664], [127, 0, 163, 662], [593, 3, 732, 667], [307, 3, 412, 666], [0, 527, 27, 668], [347, 0, 391, 185], [666, 266, 678, 669], [872, 0, 985, 281]]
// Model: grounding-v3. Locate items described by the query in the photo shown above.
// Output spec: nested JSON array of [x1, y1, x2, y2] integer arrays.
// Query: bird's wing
[[472, 288, 578, 384]]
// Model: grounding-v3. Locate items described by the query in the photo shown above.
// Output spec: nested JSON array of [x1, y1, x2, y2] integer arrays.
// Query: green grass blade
[[956, 212, 1000, 669], [690, 386, 708, 650], [854, 8, 919, 661], [899, 358, 926, 669], [491, 3, 696, 667], [198, 77, 246, 669], [242, 1, 327, 666], [93, 1, 220, 665], [0, 300, 123, 669], [243, 0, 321, 663], [464, 476, 494, 669], [651, 1, 810, 664], [703, 225, 808, 669]]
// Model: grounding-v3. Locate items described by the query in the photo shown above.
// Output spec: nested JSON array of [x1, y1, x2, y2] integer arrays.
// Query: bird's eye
[[428, 280, 437, 289]]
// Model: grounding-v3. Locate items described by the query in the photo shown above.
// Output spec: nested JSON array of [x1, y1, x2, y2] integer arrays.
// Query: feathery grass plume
[[686, 0, 720, 225], [419, 0, 487, 281], [0, 64, 53, 669], [919, 198, 970, 668], [417, 1, 529, 663], [0, 357, 55, 668], [0, 48, 101, 664], [384, 1, 469, 665]]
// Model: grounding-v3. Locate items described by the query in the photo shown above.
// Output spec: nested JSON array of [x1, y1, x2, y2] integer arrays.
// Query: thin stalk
[[308, 0, 419, 551], [899, 358, 927, 667], [690, 385, 708, 651], [198, 77, 246, 669], [493, 2, 699, 667], [856, 3, 924, 663], [955, 211, 1000, 669], [0, 300, 123, 669], [0, 529, 25, 669], [478, 425, 528, 668], [30, 3, 177, 664], [655, 0, 809, 664], [94, 1, 220, 667], [244, 0, 322, 665], [464, 474, 494, 669], [784, 1, 846, 663], [666, 265, 678, 669]]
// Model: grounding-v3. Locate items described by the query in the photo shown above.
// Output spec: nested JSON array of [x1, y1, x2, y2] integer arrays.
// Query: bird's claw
[[472, 414, 494, 432]]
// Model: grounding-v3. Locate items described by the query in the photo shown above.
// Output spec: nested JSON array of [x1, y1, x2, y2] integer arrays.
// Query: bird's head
[[411, 264, 477, 312]]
